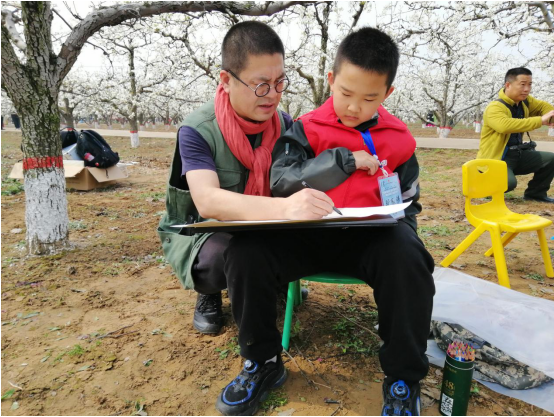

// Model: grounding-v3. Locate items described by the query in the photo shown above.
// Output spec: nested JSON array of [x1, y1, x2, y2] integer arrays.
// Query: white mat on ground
[[430, 268, 554, 412]]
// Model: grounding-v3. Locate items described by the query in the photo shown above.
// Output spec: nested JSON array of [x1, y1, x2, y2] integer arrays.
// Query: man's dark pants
[[193, 222, 435, 383], [504, 149, 554, 198]]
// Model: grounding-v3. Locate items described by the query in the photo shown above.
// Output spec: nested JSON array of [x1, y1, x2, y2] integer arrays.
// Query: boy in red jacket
[[217, 28, 434, 416], [271, 27, 434, 415]]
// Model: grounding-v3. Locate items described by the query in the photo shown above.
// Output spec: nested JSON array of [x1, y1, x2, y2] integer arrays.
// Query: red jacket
[[299, 97, 416, 208]]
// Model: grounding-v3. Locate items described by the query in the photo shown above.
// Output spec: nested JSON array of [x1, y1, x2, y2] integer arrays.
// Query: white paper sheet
[[172, 202, 411, 228], [322, 202, 411, 219]]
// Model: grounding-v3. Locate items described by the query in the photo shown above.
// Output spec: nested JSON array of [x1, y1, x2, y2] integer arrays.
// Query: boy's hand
[[283, 188, 334, 220], [352, 150, 380, 175], [541, 110, 554, 126]]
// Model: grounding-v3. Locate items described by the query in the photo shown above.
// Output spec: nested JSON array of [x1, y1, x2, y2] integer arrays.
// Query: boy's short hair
[[333, 27, 399, 89], [222, 21, 284, 75], [505, 67, 532, 83]]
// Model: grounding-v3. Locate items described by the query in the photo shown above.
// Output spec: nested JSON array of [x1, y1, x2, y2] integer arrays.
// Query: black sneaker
[[216, 356, 287, 416], [193, 292, 223, 334], [524, 195, 554, 204], [381, 379, 421, 416]]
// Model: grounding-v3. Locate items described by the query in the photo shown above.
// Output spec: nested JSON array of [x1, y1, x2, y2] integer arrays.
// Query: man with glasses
[[157, 20, 335, 401]]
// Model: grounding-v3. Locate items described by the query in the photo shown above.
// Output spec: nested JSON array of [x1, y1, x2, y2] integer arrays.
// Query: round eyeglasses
[[226, 69, 289, 97]]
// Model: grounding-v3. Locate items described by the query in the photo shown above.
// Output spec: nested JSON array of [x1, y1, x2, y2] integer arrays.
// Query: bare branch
[[349, 1, 366, 32], [56, 1, 311, 83], [528, 2, 553, 29]]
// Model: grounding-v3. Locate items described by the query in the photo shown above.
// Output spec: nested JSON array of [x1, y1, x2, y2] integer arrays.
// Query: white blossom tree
[[1, 1, 306, 255], [380, 1, 551, 137]]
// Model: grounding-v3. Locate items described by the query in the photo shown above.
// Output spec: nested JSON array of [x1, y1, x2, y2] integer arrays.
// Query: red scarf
[[214, 84, 281, 196]]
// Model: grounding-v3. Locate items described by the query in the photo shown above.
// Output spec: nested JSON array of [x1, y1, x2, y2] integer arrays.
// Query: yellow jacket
[[477, 89, 553, 160]]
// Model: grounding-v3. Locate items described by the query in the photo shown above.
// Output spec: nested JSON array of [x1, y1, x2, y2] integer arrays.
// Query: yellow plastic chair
[[440, 159, 553, 288], [281, 273, 365, 351]]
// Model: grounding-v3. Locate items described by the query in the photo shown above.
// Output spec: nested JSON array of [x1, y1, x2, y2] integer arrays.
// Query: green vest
[[157, 100, 286, 290]]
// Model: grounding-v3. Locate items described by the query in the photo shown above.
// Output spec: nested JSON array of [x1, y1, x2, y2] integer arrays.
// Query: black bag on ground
[[76, 130, 120, 168], [60, 127, 79, 148]]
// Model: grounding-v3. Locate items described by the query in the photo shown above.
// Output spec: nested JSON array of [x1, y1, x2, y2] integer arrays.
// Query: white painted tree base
[[439, 128, 451, 138], [548, 127, 554, 137], [130, 132, 140, 148], [475, 123, 482, 133], [25, 168, 69, 254]]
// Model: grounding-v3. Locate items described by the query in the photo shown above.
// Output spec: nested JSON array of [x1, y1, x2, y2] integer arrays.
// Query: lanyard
[[360, 129, 388, 176]]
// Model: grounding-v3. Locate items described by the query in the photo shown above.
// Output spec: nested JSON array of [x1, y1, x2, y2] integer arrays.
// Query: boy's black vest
[[157, 100, 286, 290]]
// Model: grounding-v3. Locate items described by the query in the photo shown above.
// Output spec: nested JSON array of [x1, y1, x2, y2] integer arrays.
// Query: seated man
[[477, 67, 554, 203], [158, 22, 332, 334], [216, 27, 434, 416]]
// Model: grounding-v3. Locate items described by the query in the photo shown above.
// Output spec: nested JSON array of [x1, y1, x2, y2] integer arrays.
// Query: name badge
[[378, 172, 405, 219]]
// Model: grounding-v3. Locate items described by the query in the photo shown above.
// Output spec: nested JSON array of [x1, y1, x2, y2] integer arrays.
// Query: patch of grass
[[67, 344, 85, 356], [130, 398, 146, 416], [214, 337, 241, 360], [140, 191, 165, 200], [1, 389, 16, 401], [418, 225, 458, 236], [260, 389, 288, 412], [332, 317, 376, 355], [103, 265, 122, 276], [127, 209, 147, 218], [524, 273, 544, 282], [68, 220, 87, 230], [1, 178, 24, 195], [291, 319, 302, 338]]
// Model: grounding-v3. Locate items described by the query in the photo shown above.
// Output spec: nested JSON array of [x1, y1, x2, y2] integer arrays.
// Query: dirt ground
[[1, 130, 553, 416]]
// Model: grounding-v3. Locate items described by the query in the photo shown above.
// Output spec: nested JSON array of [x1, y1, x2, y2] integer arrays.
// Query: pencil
[[301, 181, 343, 216]]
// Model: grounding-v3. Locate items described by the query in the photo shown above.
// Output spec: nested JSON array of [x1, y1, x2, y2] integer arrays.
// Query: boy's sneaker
[[193, 292, 223, 334], [216, 356, 287, 416], [381, 379, 421, 416]]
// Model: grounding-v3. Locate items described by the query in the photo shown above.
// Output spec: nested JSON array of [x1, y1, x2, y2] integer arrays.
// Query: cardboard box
[[8, 160, 128, 191]]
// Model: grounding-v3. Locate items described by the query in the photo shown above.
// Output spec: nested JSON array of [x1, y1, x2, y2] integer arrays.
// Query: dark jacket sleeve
[[394, 153, 422, 232], [270, 120, 356, 197]]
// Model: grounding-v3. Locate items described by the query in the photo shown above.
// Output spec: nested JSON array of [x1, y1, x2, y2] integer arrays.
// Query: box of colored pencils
[[439, 340, 475, 416]]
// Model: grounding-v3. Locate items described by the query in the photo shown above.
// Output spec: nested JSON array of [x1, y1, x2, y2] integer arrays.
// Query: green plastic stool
[[281, 272, 365, 351]]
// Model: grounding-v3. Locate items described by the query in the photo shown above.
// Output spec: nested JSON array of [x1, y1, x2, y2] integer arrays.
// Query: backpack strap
[[495, 98, 532, 141]]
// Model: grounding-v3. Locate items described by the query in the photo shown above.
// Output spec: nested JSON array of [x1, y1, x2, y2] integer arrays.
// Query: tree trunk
[[1, 2, 70, 255], [128, 47, 140, 147], [129, 117, 140, 148], [60, 97, 75, 129], [22, 96, 69, 254]]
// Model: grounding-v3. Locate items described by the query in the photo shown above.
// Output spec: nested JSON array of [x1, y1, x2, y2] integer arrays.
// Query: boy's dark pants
[[504, 148, 554, 198], [223, 222, 435, 383]]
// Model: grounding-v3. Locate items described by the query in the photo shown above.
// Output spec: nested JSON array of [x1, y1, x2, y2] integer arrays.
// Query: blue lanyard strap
[[361, 129, 377, 157], [360, 129, 389, 177]]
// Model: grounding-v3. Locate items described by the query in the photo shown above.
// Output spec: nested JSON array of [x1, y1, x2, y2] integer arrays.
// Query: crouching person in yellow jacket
[[477, 67, 554, 203]]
